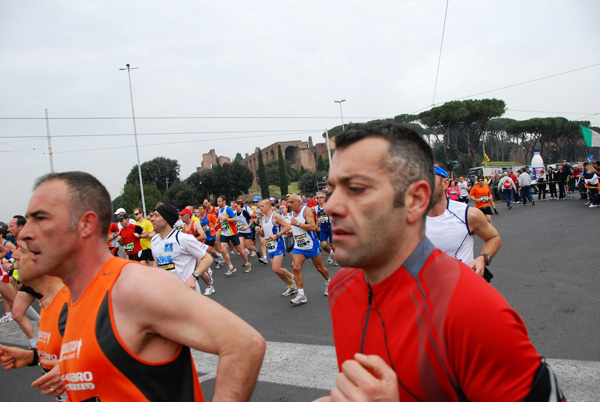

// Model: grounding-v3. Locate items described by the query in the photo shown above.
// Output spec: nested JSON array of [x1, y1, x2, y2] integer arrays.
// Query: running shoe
[[230, 249, 235, 255], [290, 294, 308, 305], [225, 266, 237, 276], [243, 262, 252, 273], [507, 205, 512, 210], [204, 286, 215, 296], [324, 284, 329, 296], [250, 250, 257, 257], [258, 257, 268, 264], [327, 255, 334, 265], [282, 287, 298, 297], [0, 313, 13, 324]]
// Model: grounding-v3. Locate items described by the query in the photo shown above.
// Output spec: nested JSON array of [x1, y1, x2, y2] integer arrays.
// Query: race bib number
[[202, 224, 210, 232], [221, 221, 231, 235], [266, 239, 276, 251], [124, 242, 134, 252], [481, 196, 489, 203], [295, 234, 310, 248], [319, 216, 329, 224]]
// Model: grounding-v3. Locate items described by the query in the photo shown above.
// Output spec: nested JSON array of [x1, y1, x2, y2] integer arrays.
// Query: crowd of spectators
[[456, 160, 600, 208]]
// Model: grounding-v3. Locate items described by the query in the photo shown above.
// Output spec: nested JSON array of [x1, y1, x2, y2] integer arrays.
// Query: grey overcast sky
[[1, 0, 598, 219]]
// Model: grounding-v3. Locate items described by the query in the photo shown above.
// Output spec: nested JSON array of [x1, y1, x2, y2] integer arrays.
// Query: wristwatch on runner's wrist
[[480, 254, 492, 266], [192, 272, 200, 280]]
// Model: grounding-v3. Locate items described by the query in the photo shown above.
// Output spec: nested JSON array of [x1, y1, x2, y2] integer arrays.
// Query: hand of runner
[[185, 275, 197, 290], [328, 353, 399, 401], [32, 360, 64, 397], [468, 257, 486, 277], [0, 344, 33, 370]]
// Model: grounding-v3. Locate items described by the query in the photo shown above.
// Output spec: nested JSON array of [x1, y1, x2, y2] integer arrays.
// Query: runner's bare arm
[[194, 222, 206, 241], [274, 214, 292, 236], [303, 207, 318, 231], [112, 264, 266, 401], [467, 207, 502, 276]]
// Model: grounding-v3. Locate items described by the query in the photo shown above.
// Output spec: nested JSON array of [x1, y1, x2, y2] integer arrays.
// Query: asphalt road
[[1, 195, 599, 401]]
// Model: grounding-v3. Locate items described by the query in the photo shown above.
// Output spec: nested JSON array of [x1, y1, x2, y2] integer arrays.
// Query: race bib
[[295, 234, 310, 248], [319, 216, 329, 224], [124, 242, 134, 252], [481, 196, 489, 203], [202, 224, 210, 232], [266, 239, 276, 251]]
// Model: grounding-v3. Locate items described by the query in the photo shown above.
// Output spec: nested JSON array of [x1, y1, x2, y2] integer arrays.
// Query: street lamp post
[[334, 99, 346, 131], [120, 63, 147, 217]]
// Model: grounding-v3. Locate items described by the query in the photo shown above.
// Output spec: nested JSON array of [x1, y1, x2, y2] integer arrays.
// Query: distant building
[[198, 149, 232, 170], [196, 136, 335, 186]]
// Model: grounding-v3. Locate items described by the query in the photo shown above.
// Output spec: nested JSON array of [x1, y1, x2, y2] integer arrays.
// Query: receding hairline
[[288, 194, 301, 202]]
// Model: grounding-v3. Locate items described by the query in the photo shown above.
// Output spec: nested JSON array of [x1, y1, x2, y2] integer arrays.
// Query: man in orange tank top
[[0, 241, 69, 401], [20, 171, 266, 402]]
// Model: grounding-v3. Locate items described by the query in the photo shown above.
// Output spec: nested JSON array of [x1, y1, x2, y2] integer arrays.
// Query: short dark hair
[[334, 122, 435, 209], [34, 171, 112, 238], [13, 215, 27, 227]]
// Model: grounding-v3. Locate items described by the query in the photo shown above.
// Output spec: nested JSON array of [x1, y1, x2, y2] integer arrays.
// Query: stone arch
[[285, 146, 300, 167]]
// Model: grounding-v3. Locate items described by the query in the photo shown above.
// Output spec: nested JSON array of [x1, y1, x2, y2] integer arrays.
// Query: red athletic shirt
[[119, 224, 142, 255], [328, 239, 546, 402], [182, 221, 201, 239], [38, 286, 69, 371], [59, 257, 205, 401]]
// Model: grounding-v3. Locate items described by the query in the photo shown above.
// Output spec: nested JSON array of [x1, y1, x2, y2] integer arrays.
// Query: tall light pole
[[120, 64, 147, 217], [334, 99, 346, 131]]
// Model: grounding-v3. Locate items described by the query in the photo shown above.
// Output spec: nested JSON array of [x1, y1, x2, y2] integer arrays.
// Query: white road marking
[[193, 342, 600, 402], [2, 321, 598, 401]]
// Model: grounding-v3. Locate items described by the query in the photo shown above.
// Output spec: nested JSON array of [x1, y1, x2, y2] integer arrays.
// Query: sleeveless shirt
[[59, 257, 204, 401], [425, 199, 474, 264]]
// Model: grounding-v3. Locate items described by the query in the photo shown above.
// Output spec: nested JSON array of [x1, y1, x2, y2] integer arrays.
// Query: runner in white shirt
[[457, 176, 471, 203], [279, 202, 294, 253], [150, 204, 213, 293], [254, 200, 297, 297], [426, 166, 502, 281], [287, 194, 330, 305]]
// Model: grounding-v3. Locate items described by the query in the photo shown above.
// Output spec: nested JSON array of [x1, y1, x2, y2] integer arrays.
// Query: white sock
[[29, 337, 38, 349], [325, 279, 330, 286], [298, 288, 305, 296]]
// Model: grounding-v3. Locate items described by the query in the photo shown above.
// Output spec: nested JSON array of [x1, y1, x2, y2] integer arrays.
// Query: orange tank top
[[38, 285, 70, 371], [59, 257, 205, 401], [182, 222, 200, 238]]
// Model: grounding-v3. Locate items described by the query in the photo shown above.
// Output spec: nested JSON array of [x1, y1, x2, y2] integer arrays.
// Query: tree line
[[327, 98, 598, 175], [113, 149, 329, 213], [116, 97, 597, 212]]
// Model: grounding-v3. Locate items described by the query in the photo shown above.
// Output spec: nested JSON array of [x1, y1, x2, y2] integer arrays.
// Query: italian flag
[[581, 126, 600, 147]]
